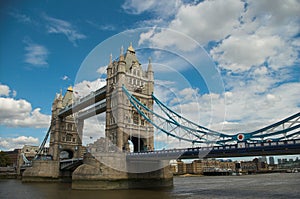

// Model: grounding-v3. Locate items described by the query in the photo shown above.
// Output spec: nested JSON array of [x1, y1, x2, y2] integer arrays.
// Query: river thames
[[0, 173, 299, 199]]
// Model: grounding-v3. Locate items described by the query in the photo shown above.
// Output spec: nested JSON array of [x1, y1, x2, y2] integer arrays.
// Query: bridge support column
[[22, 160, 60, 182], [72, 153, 173, 190]]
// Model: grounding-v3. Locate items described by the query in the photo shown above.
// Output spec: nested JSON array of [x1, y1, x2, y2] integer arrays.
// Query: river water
[[0, 173, 299, 199]]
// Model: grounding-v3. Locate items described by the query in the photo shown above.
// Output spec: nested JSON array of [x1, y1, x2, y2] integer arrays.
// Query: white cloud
[[86, 20, 116, 31], [133, 0, 299, 74], [81, 116, 106, 145], [0, 98, 50, 128], [0, 83, 17, 97], [0, 84, 10, 97], [0, 84, 50, 128], [61, 75, 70, 81], [96, 66, 107, 75], [73, 78, 106, 98], [0, 136, 39, 151], [136, 0, 244, 49], [210, 0, 300, 72], [9, 11, 32, 24], [168, 0, 243, 44], [243, 0, 300, 37], [122, 0, 182, 18], [210, 34, 294, 72], [43, 14, 86, 46], [23, 39, 49, 67]]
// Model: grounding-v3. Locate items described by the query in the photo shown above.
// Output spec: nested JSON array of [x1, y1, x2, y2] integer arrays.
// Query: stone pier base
[[22, 160, 60, 182], [72, 153, 173, 190]]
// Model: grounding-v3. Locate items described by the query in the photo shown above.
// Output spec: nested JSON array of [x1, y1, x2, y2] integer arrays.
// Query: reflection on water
[[0, 173, 299, 199]]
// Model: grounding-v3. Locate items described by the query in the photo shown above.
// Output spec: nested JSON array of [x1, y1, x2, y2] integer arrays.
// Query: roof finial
[[67, 85, 73, 92], [119, 46, 124, 61], [147, 57, 153, 72], [120, 45, 124, 55], [127, 42, 135, 52]]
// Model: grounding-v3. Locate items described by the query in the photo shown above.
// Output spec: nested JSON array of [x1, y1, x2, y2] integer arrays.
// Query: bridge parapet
[[127, 139, 300, 160]]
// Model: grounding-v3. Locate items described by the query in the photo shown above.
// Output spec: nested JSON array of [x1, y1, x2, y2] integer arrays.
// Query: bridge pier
[[72, 153, 173, 190], [22, 160, 60, 182]]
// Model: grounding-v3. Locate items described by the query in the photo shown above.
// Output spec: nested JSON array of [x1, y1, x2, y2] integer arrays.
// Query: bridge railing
[[127, 139, 300, 156]]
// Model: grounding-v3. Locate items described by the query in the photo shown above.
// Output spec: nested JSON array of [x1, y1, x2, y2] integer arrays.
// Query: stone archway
[[60, 149, 74, 159], [129, 136, 146, 152]]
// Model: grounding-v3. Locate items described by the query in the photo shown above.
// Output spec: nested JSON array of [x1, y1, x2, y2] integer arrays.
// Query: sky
[[0, 0, 299, 154]]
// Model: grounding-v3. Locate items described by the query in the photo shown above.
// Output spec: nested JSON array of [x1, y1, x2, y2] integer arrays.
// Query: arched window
[[68, 124, 73, 131], [133, 112, 139, 125], [66, 134, 72, 142]]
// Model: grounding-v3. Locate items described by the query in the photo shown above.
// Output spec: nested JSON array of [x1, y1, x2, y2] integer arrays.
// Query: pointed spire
[[119, 45, 124, 61], [120, 46, 124, 55], [58, 89, 63, 100], [127, 42, 135, 53], [147, 57, 153, 71], [109, 53, 112, 64]]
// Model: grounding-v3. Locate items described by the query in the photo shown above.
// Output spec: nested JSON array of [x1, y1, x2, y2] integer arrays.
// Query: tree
[[0, 152, 9, 167]]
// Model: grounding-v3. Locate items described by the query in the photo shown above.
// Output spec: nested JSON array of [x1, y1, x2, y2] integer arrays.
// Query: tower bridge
[[21, 44, 300, 189]]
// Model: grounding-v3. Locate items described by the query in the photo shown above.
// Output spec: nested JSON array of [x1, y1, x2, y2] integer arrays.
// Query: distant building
[[0, 149, 20, 168], [174, 159, 235, 175], [269, 157, 275, 165]]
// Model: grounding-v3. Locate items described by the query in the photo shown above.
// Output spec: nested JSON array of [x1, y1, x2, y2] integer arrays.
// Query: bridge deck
[[58, 86, 106, 117], [126, 139, 300, 160]]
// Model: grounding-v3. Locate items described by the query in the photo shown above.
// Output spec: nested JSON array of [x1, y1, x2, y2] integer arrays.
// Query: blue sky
[[0, 0, 299, 152]]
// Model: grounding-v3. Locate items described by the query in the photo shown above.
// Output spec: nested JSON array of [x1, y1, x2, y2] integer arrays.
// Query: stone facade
[[22, 160, 60, 182], [72, 153, 173, 190], [49, 87, 84, 161], [72, 44, 173, 189], [105, 44, 154, 152]]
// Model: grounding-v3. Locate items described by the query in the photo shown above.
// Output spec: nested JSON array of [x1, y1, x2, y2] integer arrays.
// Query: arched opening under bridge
[[129, 136, 146, 152], [60, 149, 74, 159]]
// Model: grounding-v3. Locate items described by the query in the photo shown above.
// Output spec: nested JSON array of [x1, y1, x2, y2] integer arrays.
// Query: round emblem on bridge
[[237, 134, 245, 141]]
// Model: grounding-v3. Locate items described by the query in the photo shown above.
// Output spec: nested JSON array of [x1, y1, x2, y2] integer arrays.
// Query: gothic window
[[141, 119, 145, 126], [62, 136, 65, 141], [133, 112, 139, 125], [137, 70, 140, 76], [72, 138, 76, 142], [68, 124, 73, 131], [66, 134, 72, 142]]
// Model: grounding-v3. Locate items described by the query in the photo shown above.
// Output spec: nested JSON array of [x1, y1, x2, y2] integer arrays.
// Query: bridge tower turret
[[105, 44, 154, 152], [49, 86, 84, 161]]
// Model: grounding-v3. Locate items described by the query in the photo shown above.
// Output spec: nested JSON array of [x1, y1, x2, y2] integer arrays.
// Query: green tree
[[0, 152, 9, 167]]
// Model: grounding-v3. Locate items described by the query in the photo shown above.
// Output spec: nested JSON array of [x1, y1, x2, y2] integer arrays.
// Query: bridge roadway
[[126, 139, 300, 160], [56, 139, 300, 171], [58, 86, 106, 118]]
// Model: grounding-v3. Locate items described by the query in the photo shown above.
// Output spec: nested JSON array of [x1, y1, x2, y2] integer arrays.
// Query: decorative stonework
[[49, 87, 84, 161], [105, 44, 154, 152]]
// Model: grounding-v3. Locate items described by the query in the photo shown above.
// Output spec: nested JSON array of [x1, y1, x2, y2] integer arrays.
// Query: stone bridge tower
[[49, 86, 84, 161], [105, 44, 154, 152]]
